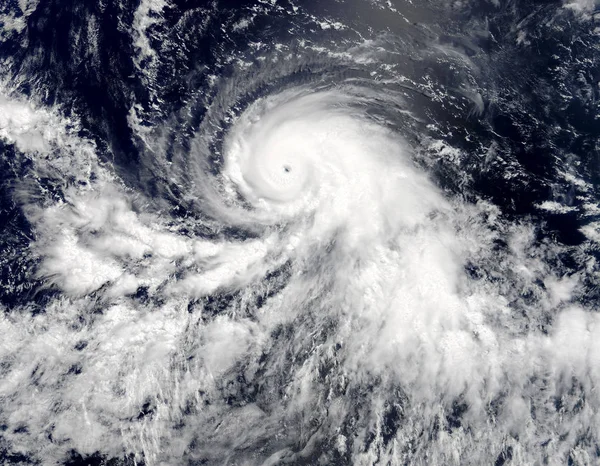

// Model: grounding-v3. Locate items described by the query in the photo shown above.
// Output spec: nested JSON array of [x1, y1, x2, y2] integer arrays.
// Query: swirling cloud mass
[[0, 1, 599, 465]]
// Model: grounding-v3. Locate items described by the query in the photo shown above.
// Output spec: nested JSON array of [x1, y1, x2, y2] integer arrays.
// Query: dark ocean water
[[0, 0, 599, 464]]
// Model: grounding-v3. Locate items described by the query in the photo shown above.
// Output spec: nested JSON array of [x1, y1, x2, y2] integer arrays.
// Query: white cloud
[[1, 82, 599, 465]]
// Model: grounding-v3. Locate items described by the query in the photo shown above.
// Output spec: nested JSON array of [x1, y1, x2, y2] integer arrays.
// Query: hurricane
[[0, 0, 599, 465]]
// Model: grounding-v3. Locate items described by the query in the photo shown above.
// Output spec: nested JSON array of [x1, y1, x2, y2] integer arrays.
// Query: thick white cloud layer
[[0, 68, 599, 465]]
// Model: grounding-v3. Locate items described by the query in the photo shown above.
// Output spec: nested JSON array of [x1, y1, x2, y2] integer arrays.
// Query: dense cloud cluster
[[0, 0, 599, 464]]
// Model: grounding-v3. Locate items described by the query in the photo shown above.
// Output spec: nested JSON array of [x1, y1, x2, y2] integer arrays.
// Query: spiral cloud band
[[1, 0, 600, 465]]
